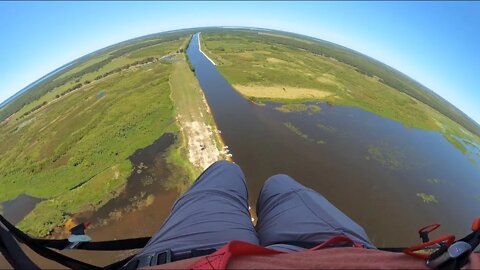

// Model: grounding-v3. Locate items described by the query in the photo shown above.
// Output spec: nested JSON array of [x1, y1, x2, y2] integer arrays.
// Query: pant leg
[[256, 174, 375, 249], [136, 160, 258, 257]]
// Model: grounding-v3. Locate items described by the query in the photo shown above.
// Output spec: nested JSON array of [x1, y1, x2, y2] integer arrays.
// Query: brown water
[[186, 33, 480, 247]]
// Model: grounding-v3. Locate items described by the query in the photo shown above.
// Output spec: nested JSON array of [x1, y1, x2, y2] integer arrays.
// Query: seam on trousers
[[294, 189, 338, 232]]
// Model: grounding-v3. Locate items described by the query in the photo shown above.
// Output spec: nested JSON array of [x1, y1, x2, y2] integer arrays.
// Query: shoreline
[[47, 52, 226, 237], [198, 32, 216, 66], [198, 87, 233, 162], [169, 53, 229, 173]]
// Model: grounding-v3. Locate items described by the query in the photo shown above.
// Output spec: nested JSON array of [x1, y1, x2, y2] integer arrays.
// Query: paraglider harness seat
[[1, 213, 480, 270]]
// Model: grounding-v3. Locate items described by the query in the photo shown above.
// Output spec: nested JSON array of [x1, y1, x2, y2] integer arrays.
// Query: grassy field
[[0, 32, 220, 236], [0, 30, 197, 124], [200, 30, 480, 151], [4, 60, 178, 236], [7, 39, 185, 124]]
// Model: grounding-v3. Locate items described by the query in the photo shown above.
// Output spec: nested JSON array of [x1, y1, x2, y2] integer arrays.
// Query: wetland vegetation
[[185, 30, 480, 246], [200, 29, 480, 153], [0, 29, 225, 236]]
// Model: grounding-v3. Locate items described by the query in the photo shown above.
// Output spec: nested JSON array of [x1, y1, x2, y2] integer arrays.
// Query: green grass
[[200, 30, 480, 153], [202, 29, 480, 138], [0, 30, 197, 123], [10, 39, 186, 123], [17, 161, 132, 236], [1, 61, 177, 235], [0, 35, 207, 236]]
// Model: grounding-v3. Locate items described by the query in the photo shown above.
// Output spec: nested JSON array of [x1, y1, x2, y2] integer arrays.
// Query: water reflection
[[1, 194, 42, 225]]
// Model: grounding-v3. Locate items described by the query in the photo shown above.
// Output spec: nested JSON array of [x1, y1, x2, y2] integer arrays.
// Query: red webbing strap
[[190, 241, 283, 270], [310, 236, 363, 250], [190, 236, 363, 270]]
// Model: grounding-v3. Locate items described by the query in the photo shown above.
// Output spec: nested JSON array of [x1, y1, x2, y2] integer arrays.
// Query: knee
[[258, 174, 305, 210], [264, 174, 301, 189], [205, 160, 245, 185], [209, 160, 241, 173], [211, 159, 234, 167]]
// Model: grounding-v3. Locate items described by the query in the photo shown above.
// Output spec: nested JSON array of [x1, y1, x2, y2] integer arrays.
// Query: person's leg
[[256, 174, 375, 249], [136, 160, 258, 257]]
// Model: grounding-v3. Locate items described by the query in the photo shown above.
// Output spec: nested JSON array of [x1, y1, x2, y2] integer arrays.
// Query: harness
[[0, 214, 216, 269], [190, 236, 363, 270], [189, 220, 480, 270], [1, 214, 479, 269]]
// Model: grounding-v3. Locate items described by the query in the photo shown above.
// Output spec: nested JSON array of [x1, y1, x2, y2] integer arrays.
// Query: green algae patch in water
[[366, 141, 427, 171], [276, 103, 321, 113], [316, 122, 336, 133], [425, 178, 440, 184], [416, 193, 439, 204], [284, 122, 312, 141]]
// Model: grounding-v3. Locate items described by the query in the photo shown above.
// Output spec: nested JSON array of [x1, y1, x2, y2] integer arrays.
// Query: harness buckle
[[418, 224, 440, 243], [136, 249, 172, 268]]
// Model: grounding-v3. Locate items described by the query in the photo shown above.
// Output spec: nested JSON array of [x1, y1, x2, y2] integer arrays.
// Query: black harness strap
[[0, 214, 418, 269], [0, 215, 101, 269], [0, 224, 39, 270], [378, 247, 407, 252], [0, 214, 150, 251], [104, 255, 137, 270], [35, 237, 151, 250], [0, 214, 157, 269]]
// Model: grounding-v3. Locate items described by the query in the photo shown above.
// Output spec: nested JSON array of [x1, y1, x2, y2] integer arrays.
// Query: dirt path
[[169, 55, 228, 171]]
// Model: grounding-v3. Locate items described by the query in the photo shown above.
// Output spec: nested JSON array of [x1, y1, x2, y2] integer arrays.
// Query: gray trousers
[[136, 160, 374, 258]]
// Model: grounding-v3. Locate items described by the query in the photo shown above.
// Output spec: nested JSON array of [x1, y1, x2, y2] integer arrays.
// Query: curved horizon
[[2, 25, 478, 127], [1, 2, 478, 124]]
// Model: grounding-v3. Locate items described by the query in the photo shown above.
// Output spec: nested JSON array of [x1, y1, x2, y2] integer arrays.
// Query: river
[[186, 32, 480, 247]]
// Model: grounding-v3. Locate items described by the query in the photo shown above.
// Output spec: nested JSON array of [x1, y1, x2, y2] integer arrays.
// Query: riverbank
[[184, 31, 480, 249], [198, 33, 216, 66], [169, 54, 228, 176], [199, 30, 480, 152]]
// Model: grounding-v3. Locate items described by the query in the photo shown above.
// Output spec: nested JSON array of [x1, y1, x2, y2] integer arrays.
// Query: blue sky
[[1, 1, 479, 123]]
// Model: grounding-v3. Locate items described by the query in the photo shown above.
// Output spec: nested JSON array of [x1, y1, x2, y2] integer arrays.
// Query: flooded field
[[187, 33, 480, 247], [0, 133, 182, 268], [0, 194, 42, 225], [70, 133, 177, 231]]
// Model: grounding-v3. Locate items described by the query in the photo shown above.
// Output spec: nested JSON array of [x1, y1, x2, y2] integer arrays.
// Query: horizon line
[[1, 25, 478, 127]]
